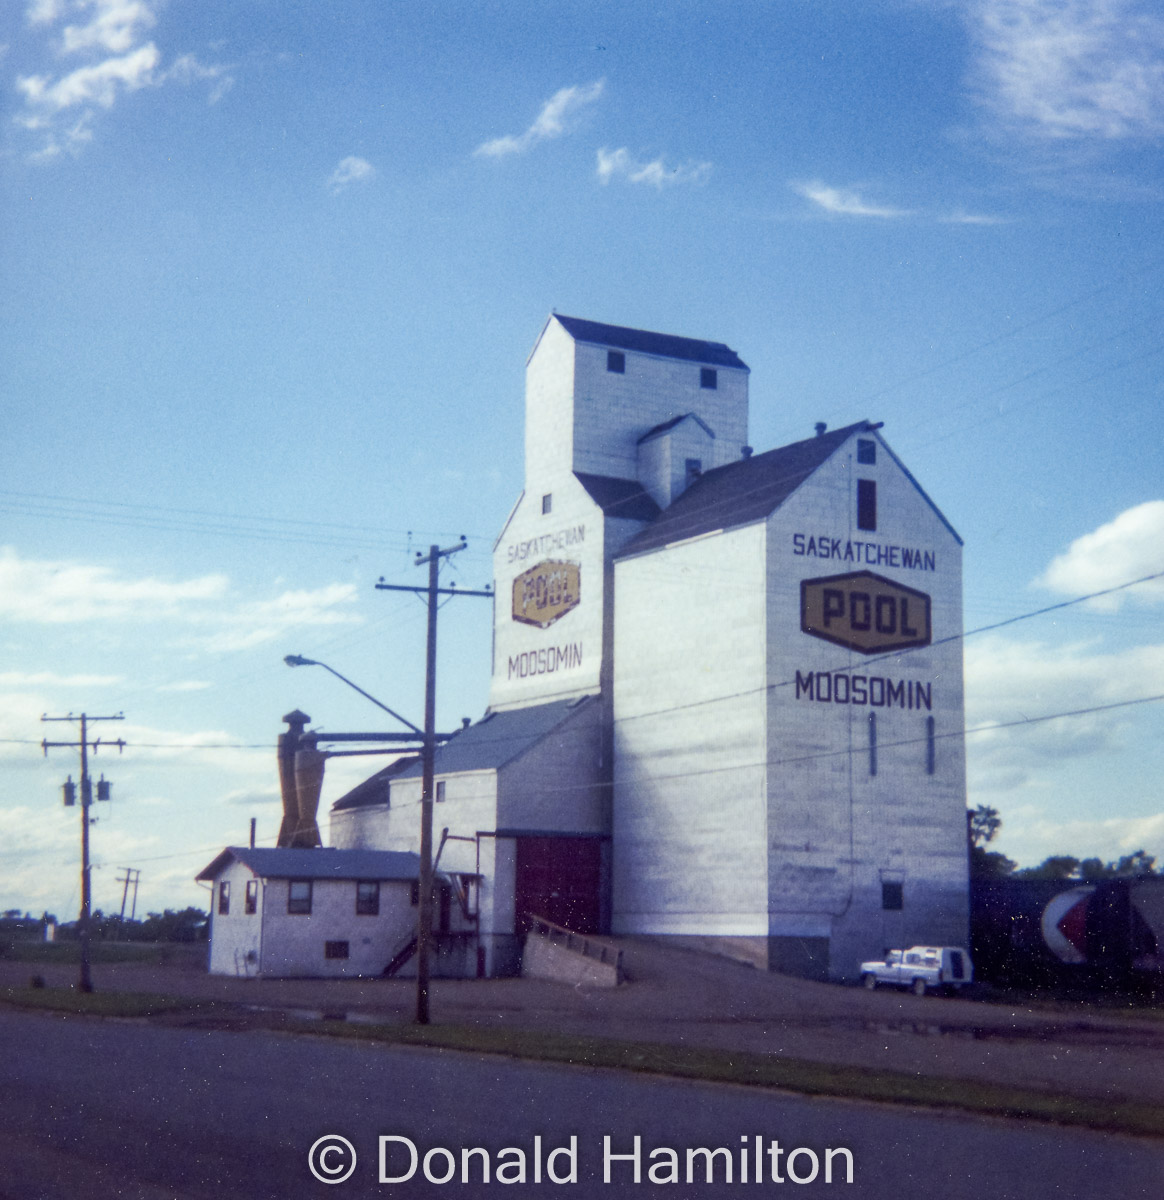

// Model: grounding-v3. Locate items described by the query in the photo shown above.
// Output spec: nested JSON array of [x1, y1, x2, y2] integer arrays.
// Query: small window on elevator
[[882, 881, 904, 911], [541, 493, 552, 515], [606, 350, 625, 373], [700, 367, 717, 390], [857, 479, 877, 531], [685, 458, 702, 487], [857, 438, 876, 465]]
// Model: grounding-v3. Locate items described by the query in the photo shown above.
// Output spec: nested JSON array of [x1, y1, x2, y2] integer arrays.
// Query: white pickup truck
[[859, 946, 973, 995]]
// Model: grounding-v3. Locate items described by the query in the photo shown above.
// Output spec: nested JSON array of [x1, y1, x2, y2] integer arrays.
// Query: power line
[[1, 565, 1159, 758]]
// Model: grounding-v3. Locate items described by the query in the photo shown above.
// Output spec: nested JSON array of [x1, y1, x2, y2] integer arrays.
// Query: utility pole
[[116, 868, 141, 922], [376, 537, 492, 1024], [42, 712, 125, 993]]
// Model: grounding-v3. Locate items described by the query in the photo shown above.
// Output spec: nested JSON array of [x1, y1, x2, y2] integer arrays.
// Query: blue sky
[[2, 0, 1163, 919]]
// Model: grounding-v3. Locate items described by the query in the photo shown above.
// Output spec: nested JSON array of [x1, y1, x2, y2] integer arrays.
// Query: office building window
[[287, 880, 313, 915], [356, 880, 380, 915]]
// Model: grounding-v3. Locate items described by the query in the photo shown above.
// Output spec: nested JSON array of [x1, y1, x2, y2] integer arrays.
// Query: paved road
[[2, 1009, 1161, 1199]]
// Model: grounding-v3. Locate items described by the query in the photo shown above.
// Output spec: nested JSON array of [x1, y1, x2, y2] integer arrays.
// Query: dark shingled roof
[[575, 473, 661, 522], [197, 846, 424, 882], [396, 697, 594, 779], [618, 421, 874, 558], [330, 756, 420, 812], [553, 315, 749, 371], [638, 413, 715, 444]]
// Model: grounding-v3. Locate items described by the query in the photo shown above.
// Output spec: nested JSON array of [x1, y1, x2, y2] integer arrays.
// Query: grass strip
[[307, 1019, 1164, 1140], [3, 988, 1161, 1139], [0, 985, 204, 1019]]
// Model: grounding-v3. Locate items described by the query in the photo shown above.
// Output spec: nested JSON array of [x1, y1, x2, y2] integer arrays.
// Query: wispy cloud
[[0, 547, 228, 623], [1035, 500, 1164, 607], [327, 155, 375, 195], [15, 0, 233, 160], [791, 180, 913, 218], [965, 633, 1164, 803], [474, 80, 604, 158], [0, 548, 361, 651], [791, 180, 1008, 224], [0, 670, 123, 688], [200, 584, 362, 653], [968, 0, 1164, 139], [940, 209, 1011, 225], [596, 147, 712, 188]]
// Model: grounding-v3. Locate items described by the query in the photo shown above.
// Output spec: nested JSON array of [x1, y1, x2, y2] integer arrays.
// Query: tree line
[[968, 805, 1158, 880]]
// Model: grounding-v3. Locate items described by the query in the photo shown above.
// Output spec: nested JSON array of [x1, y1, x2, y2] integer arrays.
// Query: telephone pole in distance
[[42, 712, 125, 993]]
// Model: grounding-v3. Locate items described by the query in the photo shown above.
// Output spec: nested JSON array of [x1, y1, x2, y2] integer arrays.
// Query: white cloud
[[964, 633, 1164, 799], [17, 40, 159, 116], [327, 155, 375, 195], [940, 209, 1010, 225], [792, 180, 912, 218], [16, 0, 232, 159], [996, 808, 1164, 866], [474, 80, 605, 158], [596, 147, 712, 188], [968, 0, 1164, 139], [200, 584, 362, 653], [59, 0, 156, 55], [0, 547, 228, 623], [0, 549, 360, 653], [164, 53, 233, 104], [0, 671, 123, 688], [1035, 501, 1164, 608], [155, 680, 213, 693]]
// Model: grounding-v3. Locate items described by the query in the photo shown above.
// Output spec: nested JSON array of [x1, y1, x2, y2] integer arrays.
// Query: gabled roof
[[574, 473, 661, 522], [331, 755, 419, 812], [637, 412, 715, 444], [196, 846, 424, 882], [617, 420, 961, 558], [551, 315, 749, 371], [395, 696, 594, 779]]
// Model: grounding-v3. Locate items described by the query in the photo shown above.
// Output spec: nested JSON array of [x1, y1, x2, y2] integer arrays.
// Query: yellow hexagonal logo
[[512, 560, 581, 629], [801, 570, 931, 654]]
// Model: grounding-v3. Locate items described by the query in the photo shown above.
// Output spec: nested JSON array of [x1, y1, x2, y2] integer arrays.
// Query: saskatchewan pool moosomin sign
[[800, 570, 931, 654], [512, 560, 581, 629]]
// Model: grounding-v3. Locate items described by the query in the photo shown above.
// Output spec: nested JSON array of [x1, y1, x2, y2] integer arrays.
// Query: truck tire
[[911, 977, 926, 997], [862, 974, 877, 990]]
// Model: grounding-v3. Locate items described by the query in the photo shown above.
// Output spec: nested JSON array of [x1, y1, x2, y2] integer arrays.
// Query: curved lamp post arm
[[283, 655, 423, 737]]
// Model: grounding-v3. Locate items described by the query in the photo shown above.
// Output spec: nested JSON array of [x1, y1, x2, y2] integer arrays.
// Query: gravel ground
[[4, 937, 1163, 1112]]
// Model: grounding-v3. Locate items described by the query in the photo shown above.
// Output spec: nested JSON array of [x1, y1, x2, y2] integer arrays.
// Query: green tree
[[967, 804, 1016, 878], [1016, 855, 1081, 880]]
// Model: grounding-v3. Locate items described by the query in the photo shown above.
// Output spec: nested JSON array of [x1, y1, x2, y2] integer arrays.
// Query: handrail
[[527, 915, 623, 974]]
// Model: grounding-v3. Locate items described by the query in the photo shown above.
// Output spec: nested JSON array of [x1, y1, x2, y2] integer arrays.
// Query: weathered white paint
[[612, 428, 967, 980], [205, 859, 420, 979]]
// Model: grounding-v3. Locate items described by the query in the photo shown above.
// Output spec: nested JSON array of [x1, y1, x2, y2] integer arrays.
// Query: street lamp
[[283, 655, 422, 736]]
